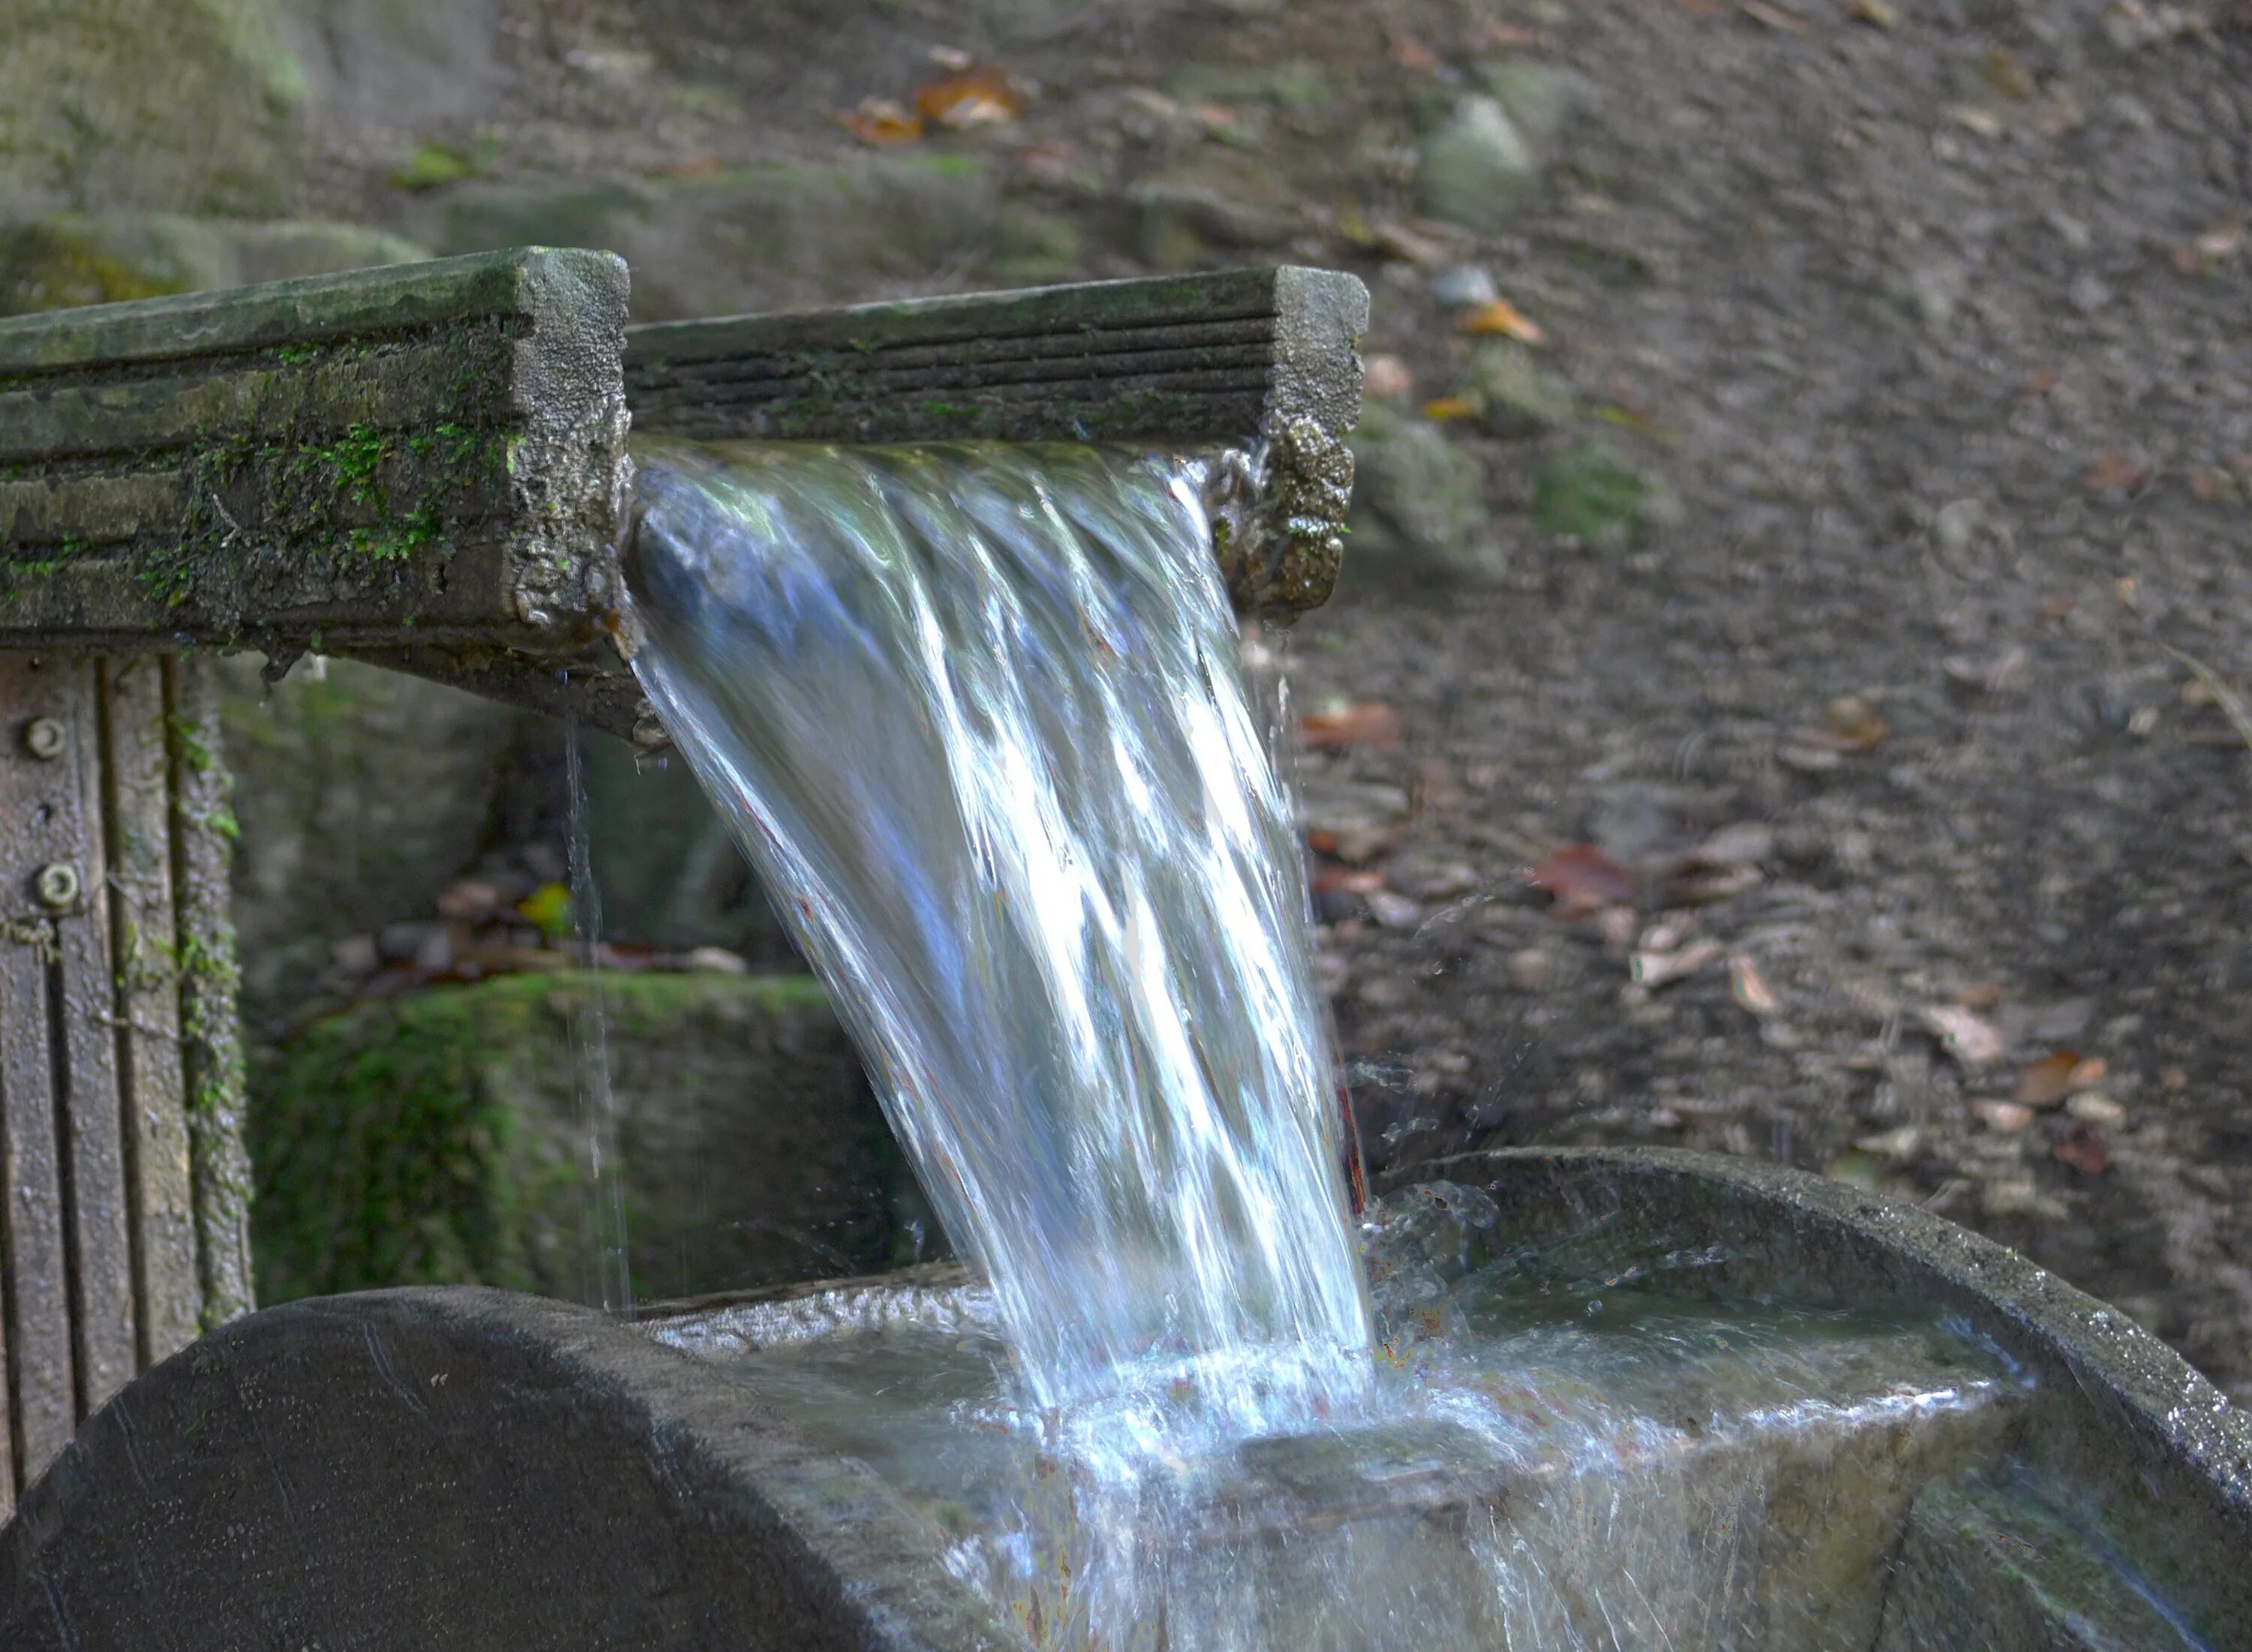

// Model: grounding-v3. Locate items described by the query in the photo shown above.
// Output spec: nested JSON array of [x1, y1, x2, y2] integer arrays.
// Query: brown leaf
[[2013, 1049, 2082, 1108], [1301, 701, 1404, 749], [1671, 862, 1764, 904], [838, 98, 924, 145], [913, 65, 1027, 128], [1458, 297, 1545, 343], [1955, 982, 2005, 1010], [1844, 0, 1899, 24], [2053, 1122, 2109, 1176], [1529, 844, 1638, 917], [1739, 0, 1807, 26], [2082, 449, 2148, 495], [1370, 218, 1453, 266], [1311, 862, 1388, 895], [1386, 27, 1441, 71], [1421, 395, 1479, 421], [1921, 1004, 2008, 1067]]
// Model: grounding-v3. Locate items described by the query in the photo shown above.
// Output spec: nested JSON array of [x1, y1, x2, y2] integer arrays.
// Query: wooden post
[[0, 651, 247, 1508]]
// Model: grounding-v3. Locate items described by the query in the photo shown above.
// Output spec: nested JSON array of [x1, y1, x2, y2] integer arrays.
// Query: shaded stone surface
[[221, 654, 525, 1023], [5, 1149, 2244, 1648], [0, 214, 429, 317], [0, 1287, 1016, 1651], [0, 0, 307, 220], [394, 158, 1004, 323], [249, 972, 908, 1309]]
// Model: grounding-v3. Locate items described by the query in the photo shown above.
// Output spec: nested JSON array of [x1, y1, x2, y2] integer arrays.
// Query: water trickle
[[565, 720, 633, 1316], [625, 440, 1368, 1421]]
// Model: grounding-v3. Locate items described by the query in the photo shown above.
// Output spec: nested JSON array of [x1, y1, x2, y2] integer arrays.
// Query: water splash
[[624, 440, 1370, 1421]]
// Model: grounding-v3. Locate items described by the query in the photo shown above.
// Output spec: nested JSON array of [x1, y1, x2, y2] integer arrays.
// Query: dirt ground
[[297, 0, 2252, 1398]]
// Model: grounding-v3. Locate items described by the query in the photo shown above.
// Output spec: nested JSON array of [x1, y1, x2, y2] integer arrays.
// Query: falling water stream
[[615, 440, 2148, 1650]]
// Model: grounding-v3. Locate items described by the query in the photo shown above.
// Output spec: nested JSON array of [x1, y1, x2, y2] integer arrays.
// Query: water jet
[[0, 252, 2244, 1650]]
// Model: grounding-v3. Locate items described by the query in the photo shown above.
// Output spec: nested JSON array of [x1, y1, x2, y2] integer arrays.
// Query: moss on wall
[[250, 971, 920, 1307]]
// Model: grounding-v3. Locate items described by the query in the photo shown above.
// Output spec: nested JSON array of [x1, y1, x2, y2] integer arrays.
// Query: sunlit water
[[622, 441, 2032, 1651], [625, 439, 1368, 1433]]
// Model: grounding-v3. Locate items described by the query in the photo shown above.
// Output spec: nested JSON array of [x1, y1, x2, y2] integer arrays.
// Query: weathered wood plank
[[625, 266, 1366, 615], [0, 655, 86, 1488], [167, 659, 254, 1327], [0, 248, 631, 659], [44, 662, 138, 1416], [101, 655, 200, 1368]]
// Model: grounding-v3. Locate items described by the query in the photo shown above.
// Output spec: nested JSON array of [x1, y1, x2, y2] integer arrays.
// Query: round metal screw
[[34, 862, 80, 911], [23, 718, 65, 761]]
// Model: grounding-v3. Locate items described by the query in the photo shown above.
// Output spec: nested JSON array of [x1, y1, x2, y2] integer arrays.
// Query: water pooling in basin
[[625, 440, 1368, 1430], [655, 1185, 2031, 1652]]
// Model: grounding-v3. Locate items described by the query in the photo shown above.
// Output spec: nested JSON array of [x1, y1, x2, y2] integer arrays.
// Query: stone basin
[[1, 1146, 2244, 1650]]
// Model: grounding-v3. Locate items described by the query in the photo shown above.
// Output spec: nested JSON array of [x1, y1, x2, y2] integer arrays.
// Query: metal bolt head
[[34, 862, 79, 911], [23, 718, 64, 761]]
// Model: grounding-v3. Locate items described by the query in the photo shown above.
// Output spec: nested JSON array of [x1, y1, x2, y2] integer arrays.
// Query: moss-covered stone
[[1531, 438, 1648, 546], [399, 156, 1004, 322], [220, 655, 526, 1025], [250, 971, 918, 1308], [1345, 401, 1501, 582], [0, 0, 307, 219], [0, 215, 428, 316]]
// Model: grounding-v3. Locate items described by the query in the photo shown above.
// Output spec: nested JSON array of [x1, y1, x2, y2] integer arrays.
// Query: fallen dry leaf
[[1633, 938, 1724, 988], [914, 64, 1027, 128], [1973, 1099, 2035, 1133], [838, 98, 923, 145], [1821, 694, 1889, 753], [1300, 701, 1404, 749], [2013, 1050, 2083, 1107], [1386, 27, 1441, 71], [1856, 1124, 1922, 1162], [1944, 645, 2029, 695], [2082, 449, 2148, 495], [1955, 982, 2005, 1010], [2053, 1122, 2109, 1176], [1311, 862, 1388, 895], [1671, 862, 1764, 904], [1844, 0, 1899, 23], [1529, 844, 1638, 918], [1458, 297, 1546, 344], [1921, 1004, 2008, 1067], [1739, 0, 1807, 27], [1729, 953, 1779, 1015], [1370, 218, 1453, 266]]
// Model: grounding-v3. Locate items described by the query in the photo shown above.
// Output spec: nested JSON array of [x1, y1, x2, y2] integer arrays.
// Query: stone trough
[[0, 254, 2247, 1649], [0, 1149, 2244, 1649]]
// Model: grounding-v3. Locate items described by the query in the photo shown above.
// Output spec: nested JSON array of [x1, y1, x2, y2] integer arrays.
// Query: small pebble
[[1973, 1098, 2035, 1133], [2065, 1091, 2126, 1126], [1506, 946, 1555, 992], [1431, 263, 1499, 308]]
